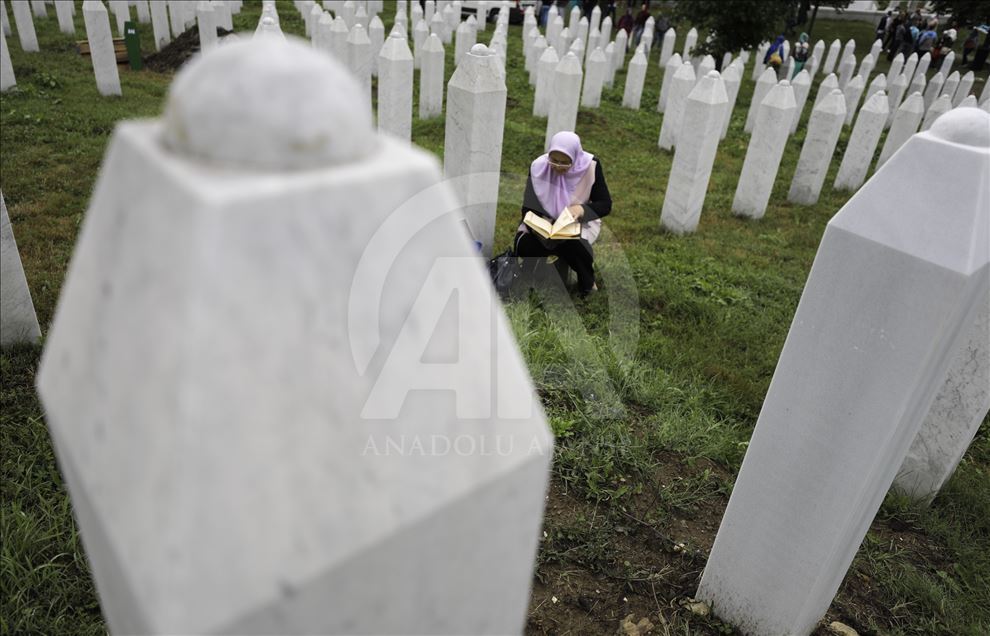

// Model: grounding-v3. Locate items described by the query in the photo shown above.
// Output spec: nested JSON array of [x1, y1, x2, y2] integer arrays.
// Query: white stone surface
[[822, 38, 840, 76], [837, 54, 855, 90], [378, 32, 413, 141], [314, 11, 333, 53], [813, 72, 839, 110], [877, 91, 924, 168], [533, 44, 557, 117], [812, 39, 824, 70], [699, 106, 990, 636], [575, 15, 588, 56], [212, 1, 232, 31], [622, 44, 647, 110], [921, 94, 952, 132], [1, 192, 41, 347], [744, 68, 777, 133], [545, 51, 582, 149], [640, 16, 653, 55], [83, 1, 122, 97], [149, 1, 170, 49], [834, 90, 888, 191], [657, 51, 681, 113], [528, 35, 545, 86], [581, 46, 605, 108], [0, 26, 12, 90], [346, 23, 372, 113], [10, 0, 38, 52], [885, 72, 908, 128], [842, 74, 864, 126], [658, 61, 696, 151], [683, 27, 696, 59], [981, 78, 990, 106], [923, 71, 944, 111], [599, 15, 611, 49], [939, 50, 954, 78], [660, 71, 727, 235], [135, 0, 151, 24], [720, 60, 742, 139], [732, 81, 795, 218], [38, 36, 551, 635], [412, 18, 427, 68], [808, 53, 821, 79], [752, 42, 767, 81], [857, 52, 874, 85], [952, 71, 974, 107], [197, 1, 217, 53], [908, 71, 926, 103], [444, 42, 506, 257], [55, 0, 75, 35], [30, 0, 45, 18], [912, 51, 930, 85], [603, 40, 615, 87], [614, 28, 627, 71], [901, 52, 918, 87], [789, 69, 811, 134], [369, 15, 385, 75], [306, 3, 320, 38], [109, 0, 129, 37], [568, 4, 578, 29], [788, 88, 846, 205], [454, 18, 474, 65], [696, 54, 714, 87], [341, 0, 355, 27], [419, 32, 444, 119], [1, 1, 9, 37], [867, 72, 886, 96], [584, 27, 598, 68], [888, 52, 904, 85], [659, 27, 674, 66]]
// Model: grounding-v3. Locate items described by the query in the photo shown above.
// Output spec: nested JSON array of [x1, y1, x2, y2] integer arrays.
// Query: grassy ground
[[2, 2, 988, 635]]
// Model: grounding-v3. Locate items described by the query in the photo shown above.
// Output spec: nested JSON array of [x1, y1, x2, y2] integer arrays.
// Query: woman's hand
[[567, 204, 585, 221]]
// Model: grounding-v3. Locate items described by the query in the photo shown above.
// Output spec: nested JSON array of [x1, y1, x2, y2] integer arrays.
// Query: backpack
[[488, 249, 522, 299]]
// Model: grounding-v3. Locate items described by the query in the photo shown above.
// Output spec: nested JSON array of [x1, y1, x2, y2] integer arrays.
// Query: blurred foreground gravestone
[[1, 192, 41, 347], [698, 108, 990, 636], [37, 36, 552, 635]]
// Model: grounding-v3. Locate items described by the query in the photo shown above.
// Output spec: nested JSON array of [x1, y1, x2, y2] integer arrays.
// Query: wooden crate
[[76, 38, 130, 64]]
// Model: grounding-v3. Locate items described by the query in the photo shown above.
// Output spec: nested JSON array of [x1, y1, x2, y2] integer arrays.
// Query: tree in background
[[929, 0, 990, 26]]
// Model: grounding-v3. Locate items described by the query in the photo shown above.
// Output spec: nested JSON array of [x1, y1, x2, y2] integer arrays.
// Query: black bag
[[488, 249, 521, 298]]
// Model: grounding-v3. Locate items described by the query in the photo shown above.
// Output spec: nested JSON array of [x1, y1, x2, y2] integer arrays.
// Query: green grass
[[2, 2, 988, 635]]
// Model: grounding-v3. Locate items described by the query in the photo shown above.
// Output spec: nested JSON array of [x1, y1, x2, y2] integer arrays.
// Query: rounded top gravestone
[[163, 36, 375, 170], [929, 107, 990, 147]]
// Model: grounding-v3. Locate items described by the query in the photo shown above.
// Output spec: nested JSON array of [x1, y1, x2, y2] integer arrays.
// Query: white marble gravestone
[[581, 46, 605, 108], [902, 52, 918, 87], [622, 44, 647, 110], [959, 94, 978, 109], [346, 23, 372, 112], [886, 73, 908, 128], [682, 27, 696, 59], [699, 106, 990, 636], [813, 72, 838, 110], [834, 90, 888, 191], [732, 80, 795, 219], [0, 1, 9, 37], [952, 71, 974, 107], [658, 61, 695, 151], [696, 54, 714, 87], [857, 52, 875, 85], [822, 38, 840, 76], [867, 72, 886, 96], [923, 71, 944, 111], [640, 16, 653, 55], [944, 72, 962, 107], [37, 35, 553, 636], [0, 27, 12, 91], [752, 42, 767, 81], [657, 51, 681, 113], [167, 0, 185, 37], [877, 91, 924, 168], [1, 192, 41, 347], [788, 88, 846, 206], [110, 0, 130, 37], [554, 25, 569, 58], [842, 74, 865, 126], [719, 60, 742, 139], [939, 50, 954, 78], [912, 51, 931, 85], [533, 45, 558, 117], [212, 1, 232, 31], [888, 52, 904, 86], [378, 32, 413, 141], [369, 15, 385, 75], [921, 93, 952, 131], [908, 71, 926, 102], [314, 11, 333, 53], [614, 28, 627, 71], [10, 0, 39, 52], [454, 17, 474, 64], [659, 27, 674, 66], [528, 35, 546, 85], [811, 39, 824, 71], [744, 68, 777, 133], [149, 0, 170, 50], [574, 15, 588, 56], [599, 15, 611, 50], [545, 51, 582, 149], [83, 1, 122, 97], [869, 37, 882, 61], [197, 1, 217, 52], [306, 2, 320, 38], [660, 70, 727, 235], [789, 69, 811, 134], [837, 54, 855, 90], [30, 0, 46, 18], [412, 18, 427, 68], [444, 43, 506, 257], [419, 32, 444, 118], [55, 0, 75, 35]]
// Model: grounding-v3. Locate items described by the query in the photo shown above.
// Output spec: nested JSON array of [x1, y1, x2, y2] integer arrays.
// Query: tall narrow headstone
[[789, 69, 811, 134], [877, 91, 924, 168], [83, 1, 122, 97], [589, 3, 600, 33], [340, 0, 355, 27], [912, 51, 931, 84], [908, 71, 925, 102], [109, 0, 129, 37], [682, 27, 696, 59], [867, 72, 886, 96], [533, 44, 558, 117], [445, 43, 506, 256], [454, 17, 474, 64], [545, 51, 582, 149], [149, 0, 170, 49], [696, 54, 715, 87], [813, 72, 838, 110], [378, 32, 413, 141], [719, 60, 742, 139], [921, 93, 952, 131], [622, 44, 647, 110], [30, 0, 46, 18], [957, 94, 978, 109], [752, 42, 767, 81], [599, 15, 611, 47], [613, 28, 627, 71], [1, 191, 41, 346], [837, 54, 855, 90], [657, 51, 681, 113], [412, 18, 427, 68], [745, 68, 777, 133], [857, 52, 874, 84], [822, 38, 840, 76], [640, 16, 653, 55], [419, 32, 444, 118], [923, 71, 944, 111], [314, 11, 333, 54], [834, 90, 888, 191], [0, 1, 9, 37], [888, 52, 904, 85], [55, 0, 75, 35], [10, 0, 39, 52], [581, 46, 606, 108], [902, 52, 918, 87], [167, 0, 185, 37], [699, 106, 990, 636], [811, 39, 824, 71], [886, 72, 908, 128], [37, 37, 552, 635], [842, 74, 865, 126], [939, 50, 954, 78], [369, 15, 385, 75], [658, 61, 696, 150], [788, 89, 846, 205], [331, 15, 350, 62], [346, 23, 372, 113], [528, 35, 546, 86], [952, 71, 974, 107], [197, 1, 217, 52], [659, 27, 674, 66], [869, 37, 882, 61], [660, 71, 728, 235], [568, 4, 579, 30], [733, 81, 796, 219], [0, 27, 12, 90], [603, 40, 616, 87]]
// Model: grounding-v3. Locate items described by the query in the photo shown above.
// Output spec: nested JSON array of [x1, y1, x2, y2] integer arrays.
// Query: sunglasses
[[548, 159, 573, 169]]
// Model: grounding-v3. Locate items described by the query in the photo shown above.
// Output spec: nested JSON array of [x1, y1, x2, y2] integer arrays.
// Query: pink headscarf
[[530, 131, 595, 219]]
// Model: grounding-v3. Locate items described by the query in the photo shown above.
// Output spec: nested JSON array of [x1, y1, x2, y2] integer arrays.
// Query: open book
[[523, 208, 581, 240]]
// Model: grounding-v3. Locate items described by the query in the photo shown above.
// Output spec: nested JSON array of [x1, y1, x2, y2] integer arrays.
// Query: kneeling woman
[[515, 131, 612, 295]]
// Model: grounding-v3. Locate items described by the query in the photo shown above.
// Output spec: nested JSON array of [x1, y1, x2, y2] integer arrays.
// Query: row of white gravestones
[[733, 80, 795, 219], [1, 192, 42, 347], [37, 36, 551, 634], [699, 107, 990, 636], [10, 0, 39, 52], [660, 71, 727, 234]]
